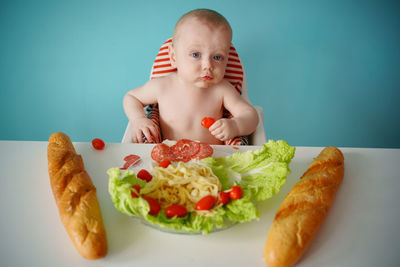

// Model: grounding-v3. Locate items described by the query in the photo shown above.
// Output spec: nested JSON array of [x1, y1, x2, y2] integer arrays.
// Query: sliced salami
[[151, 143, 172, 163], [193, 142, 214, 160], [121, 154, 141, 169], [150, 139, 213, 163], [170, 139, 200, 162]]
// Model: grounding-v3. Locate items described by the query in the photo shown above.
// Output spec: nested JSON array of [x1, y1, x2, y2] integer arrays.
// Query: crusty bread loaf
[[47, 132, 107, 259], [264, 147, 344, 267]]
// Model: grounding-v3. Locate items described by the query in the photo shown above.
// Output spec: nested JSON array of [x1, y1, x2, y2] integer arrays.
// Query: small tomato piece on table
[[195, 195, 216, 210], [137, 169, 153, 182], [165, 205, 187, 218], [131, 184, 141, 198], [229, 186, 243, 200], [218, 191, 230, 205], [201, 117, 215, 129], [92, 138, 105, 150], [143, 196, 161, 215]]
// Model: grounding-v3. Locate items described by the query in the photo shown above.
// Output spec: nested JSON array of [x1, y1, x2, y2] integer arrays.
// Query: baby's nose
[[202, 57, 213, 70]]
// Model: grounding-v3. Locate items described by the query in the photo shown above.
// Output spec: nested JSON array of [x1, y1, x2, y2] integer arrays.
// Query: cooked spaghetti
[[141, 162, 221, 215]]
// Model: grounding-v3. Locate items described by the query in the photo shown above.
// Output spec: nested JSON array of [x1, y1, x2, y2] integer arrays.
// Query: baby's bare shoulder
[[217, 79, 240, 94]]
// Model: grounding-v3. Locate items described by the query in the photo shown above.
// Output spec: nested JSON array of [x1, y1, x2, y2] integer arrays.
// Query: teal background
[[1, 0, 399, 148]]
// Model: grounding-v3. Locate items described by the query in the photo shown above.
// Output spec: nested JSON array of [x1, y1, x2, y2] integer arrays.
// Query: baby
[[123, 9, 259, 145]]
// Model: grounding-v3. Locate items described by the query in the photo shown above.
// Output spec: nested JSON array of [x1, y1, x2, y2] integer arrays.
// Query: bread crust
[[47, 132, 107, 259], [264, 147, 344, 267]]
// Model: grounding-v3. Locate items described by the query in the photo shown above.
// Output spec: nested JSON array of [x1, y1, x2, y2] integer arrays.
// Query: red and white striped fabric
[[145, 38, 248, 146]]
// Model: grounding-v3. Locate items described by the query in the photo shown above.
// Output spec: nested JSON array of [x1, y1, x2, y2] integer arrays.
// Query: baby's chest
[[159, 93, 222, 120]]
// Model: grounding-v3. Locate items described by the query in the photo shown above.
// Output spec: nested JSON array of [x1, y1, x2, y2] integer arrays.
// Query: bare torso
[[157, 74, 225, 144]]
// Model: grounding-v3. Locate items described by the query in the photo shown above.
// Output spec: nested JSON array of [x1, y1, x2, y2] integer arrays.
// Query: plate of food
[[108, 139, 295, 235]]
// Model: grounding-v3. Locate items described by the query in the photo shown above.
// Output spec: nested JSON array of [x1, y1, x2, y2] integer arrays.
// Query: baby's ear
[[168, 44, 176, 68]]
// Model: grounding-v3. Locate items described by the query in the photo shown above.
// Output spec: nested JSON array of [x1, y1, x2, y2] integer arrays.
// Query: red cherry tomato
[[131, 184, 141, 198], [218, 191, 230, 205], [159, 159, 171, 168], [229, 186, 243, 200], [92, 138, 105, 150], [137, 169, 153, 182], [201, 117, 215, 129], [195, 195, 216, 210], [165, 205, 187, 218], [143, 196, 161, 215]]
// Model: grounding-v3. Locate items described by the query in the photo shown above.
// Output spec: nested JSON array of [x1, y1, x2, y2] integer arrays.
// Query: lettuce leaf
[[201, 140, 295, 201]]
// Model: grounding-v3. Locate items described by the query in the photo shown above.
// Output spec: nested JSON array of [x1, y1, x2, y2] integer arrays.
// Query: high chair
[[122, 38, 266, 145]]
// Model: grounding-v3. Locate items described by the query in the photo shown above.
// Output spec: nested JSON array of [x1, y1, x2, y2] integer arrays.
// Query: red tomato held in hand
[[92, 138, 105, 150], [165, 205, 187, 218], [131, 184, 141, 198], [229, 186, 243, 200], [195, 195, 216, 210], [201, 117, 216, 129], [137, 169, 153, 182], [218, 191, 230, 205], [143, 196, 161, 215], [159, 159, 171, 168]]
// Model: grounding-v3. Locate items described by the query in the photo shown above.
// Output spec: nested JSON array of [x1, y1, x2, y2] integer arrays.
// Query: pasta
[[141, 162, 221, 215]]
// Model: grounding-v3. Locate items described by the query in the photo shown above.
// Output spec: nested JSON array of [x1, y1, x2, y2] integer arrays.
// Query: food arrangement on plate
[[108, 139, 296, 235]]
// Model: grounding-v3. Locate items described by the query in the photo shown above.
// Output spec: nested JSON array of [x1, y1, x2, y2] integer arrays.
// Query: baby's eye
[[191, 52, 200, 58], [213, 55, 223, 61]]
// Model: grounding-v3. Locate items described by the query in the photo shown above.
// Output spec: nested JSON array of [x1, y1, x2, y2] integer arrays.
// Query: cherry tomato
[[143, 196, 161, 215], [195, 195, 216, 210], [165, 205, 187, 218], [131, 184, 141, 198], [218, 191, 230, 205], [201, 117, 215, 129], [229, 186, 243, 200], [92, 138, 105, 150], [137, 169, 153, 182], [159, 159, 171, 168]]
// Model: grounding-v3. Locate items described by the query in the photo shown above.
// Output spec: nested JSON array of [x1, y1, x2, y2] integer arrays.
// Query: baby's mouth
[[201, 75, 213, 80]]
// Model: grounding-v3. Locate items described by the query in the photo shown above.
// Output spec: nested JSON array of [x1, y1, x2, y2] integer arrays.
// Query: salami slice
[[151, 143, 172, 163], [124, 154, 140, 163], [150, 139, 213, 163], [193, 142, 214, 160], [170, 139, 200, 162], [121, 154, 141, 169]]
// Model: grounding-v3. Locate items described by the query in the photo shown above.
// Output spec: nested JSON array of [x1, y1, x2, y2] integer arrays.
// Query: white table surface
[[0, 141, 399, 267]]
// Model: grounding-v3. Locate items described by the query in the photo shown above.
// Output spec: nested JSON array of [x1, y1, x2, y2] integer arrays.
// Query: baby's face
[[170, 18, 232, 89]]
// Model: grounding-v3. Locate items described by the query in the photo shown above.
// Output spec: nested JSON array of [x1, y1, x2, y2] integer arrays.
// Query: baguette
[[47, 132, 107, 259], [264, 147, 344, 267]]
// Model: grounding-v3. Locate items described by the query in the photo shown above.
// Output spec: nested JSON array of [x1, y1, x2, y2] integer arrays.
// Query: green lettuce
[[201, 140, 295, 201], [108, 140, 295, 235]]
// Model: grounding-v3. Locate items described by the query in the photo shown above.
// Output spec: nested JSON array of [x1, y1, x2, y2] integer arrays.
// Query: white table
[[0, 141, 399, 267]]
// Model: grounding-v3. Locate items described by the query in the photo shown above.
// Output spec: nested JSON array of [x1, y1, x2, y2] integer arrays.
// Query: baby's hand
[[131, 117, 161, 143], [208, 118, 239, 142]]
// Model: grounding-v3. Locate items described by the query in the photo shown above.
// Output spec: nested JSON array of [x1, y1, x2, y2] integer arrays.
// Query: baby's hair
[[172, 9, 232, 45]]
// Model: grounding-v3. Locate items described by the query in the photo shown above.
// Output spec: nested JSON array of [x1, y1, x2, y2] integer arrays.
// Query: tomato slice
[[159, 159, 171, 168], [92, 138, 105, 150], [131, 184, 141, 198], [201, 117, 215, 129], [195, 195, 216, 210], [218, 191, 230, 205], [229, 186, 243, 200], [143, 196, 161, 215], [137, 169, 153, 182], [165, 205, 187, 218]]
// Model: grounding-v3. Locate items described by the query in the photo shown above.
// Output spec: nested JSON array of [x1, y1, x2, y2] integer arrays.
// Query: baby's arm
[[209, 84, 259, 141], [123, 80, 162, 143]]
